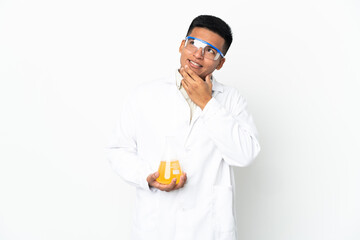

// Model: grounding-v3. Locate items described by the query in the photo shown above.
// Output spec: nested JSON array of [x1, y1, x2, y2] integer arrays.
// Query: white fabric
[[108, 70, 260, 240]]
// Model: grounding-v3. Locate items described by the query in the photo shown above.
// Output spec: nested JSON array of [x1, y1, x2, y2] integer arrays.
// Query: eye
[[206, 47, 216, 55]]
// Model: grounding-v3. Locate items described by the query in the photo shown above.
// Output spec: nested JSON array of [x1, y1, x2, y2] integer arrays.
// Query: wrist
[[200, 96, 212, 110]]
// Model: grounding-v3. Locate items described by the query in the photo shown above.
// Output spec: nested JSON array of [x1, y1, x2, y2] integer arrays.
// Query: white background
[[0, 0, 359, 239]]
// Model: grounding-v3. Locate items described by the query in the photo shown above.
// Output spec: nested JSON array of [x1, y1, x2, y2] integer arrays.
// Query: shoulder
[[126, 73, 171, 93], [122, 74, 175, 108], [213, 79, 245, 101], [212, 79, 248, 114]]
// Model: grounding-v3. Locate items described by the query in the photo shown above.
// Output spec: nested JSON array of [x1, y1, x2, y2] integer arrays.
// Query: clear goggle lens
[[184, 36, 224, 61]]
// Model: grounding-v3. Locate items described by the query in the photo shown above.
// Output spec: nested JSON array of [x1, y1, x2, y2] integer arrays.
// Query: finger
[[152, 181, 167, 190], [147, 171, 159, 183], [152, 180, 173, 191], [181, 79, 189, 89], [184, 65, 201, 82], [180, 68, 190, 86], [181, 80, 192, 95], [179, 66, 187, 77], [182, 78, 193, 92], [183, 172, 187, 182], [164, 178, 177, 192], [205, 74, 213, 88], [205, 74, 212, 83], [174, 173, 187, 190], [181, 66, 195, 82]]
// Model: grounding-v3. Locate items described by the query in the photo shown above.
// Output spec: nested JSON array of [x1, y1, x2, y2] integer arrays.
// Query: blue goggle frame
[[185, 36, 224, 59]]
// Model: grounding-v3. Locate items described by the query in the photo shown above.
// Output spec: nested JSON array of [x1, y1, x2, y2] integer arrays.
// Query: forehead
[[188, 27, 225, 51]]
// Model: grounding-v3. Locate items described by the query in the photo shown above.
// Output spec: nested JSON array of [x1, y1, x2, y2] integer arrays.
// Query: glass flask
[[156, 136, 182, 184]]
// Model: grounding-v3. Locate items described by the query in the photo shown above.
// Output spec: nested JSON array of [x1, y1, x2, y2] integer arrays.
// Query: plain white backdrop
[[0, 0, 359, 239]]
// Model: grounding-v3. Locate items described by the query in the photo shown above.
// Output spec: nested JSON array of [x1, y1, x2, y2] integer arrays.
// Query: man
[[108, 15, 260, 240]]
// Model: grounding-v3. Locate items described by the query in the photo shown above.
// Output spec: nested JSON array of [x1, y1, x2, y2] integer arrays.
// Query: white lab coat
[[108, 71, 260, 240]]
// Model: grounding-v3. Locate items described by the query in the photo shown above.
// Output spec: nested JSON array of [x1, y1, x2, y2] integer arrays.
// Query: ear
[[179, 40, 186, 53], [216, 57, 226, 70]]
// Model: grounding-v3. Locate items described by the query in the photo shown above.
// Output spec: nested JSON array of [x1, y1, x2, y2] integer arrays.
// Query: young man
[[109, 15, 260, 240]]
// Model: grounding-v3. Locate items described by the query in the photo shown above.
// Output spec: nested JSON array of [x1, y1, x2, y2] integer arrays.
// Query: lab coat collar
[[175, 69, 224, 93]]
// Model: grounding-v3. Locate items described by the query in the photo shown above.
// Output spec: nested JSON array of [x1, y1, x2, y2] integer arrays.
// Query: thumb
[[205, 74, 212, 87], [147, 171, 159, 183]]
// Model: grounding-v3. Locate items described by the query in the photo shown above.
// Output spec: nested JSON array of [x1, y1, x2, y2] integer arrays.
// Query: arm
[[180, 66, 260, 167], [107, 97, 153, 191], [200, 95, 260, 167], [108, 91, 187, 191]]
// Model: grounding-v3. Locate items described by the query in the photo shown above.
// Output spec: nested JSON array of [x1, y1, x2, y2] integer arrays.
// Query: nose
[[193, 47, 204, 59]]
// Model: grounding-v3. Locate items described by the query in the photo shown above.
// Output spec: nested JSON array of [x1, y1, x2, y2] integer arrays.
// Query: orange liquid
[[156, 160, 182, 184]]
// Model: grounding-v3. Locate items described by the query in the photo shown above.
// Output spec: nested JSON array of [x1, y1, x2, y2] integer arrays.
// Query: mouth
[[188, 60, 203, 69]]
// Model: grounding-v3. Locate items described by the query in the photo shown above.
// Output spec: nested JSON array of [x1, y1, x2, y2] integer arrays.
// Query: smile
[[189, 60, 203, 68]]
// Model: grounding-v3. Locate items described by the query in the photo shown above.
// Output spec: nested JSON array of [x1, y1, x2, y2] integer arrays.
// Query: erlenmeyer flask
[[156, 136, 182, 184]]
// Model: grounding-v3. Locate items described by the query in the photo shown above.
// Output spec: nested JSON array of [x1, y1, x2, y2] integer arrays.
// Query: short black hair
[[186, 15, 233, 56]]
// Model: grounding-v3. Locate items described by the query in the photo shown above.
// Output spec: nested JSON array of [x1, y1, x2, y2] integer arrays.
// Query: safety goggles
[[184, 36, 224, 61]]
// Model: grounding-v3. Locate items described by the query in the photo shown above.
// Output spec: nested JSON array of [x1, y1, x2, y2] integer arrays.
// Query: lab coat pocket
[[212, 185, 236, 233]]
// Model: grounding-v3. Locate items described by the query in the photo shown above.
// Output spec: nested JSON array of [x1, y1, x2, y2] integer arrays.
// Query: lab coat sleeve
[[200, 92, 260, 167], [107, 96, 152, 191]]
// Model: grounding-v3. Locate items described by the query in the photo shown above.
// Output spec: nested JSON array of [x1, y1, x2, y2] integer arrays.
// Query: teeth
[[190, 60, 201, 67]]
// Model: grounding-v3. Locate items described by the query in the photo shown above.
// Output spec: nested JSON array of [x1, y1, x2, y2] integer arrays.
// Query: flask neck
[[163, 136, 178, 162]]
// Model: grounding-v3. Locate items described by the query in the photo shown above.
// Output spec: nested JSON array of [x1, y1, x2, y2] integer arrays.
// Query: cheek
[[204, 62, 218, 71], [180, 51, 188, 62]]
